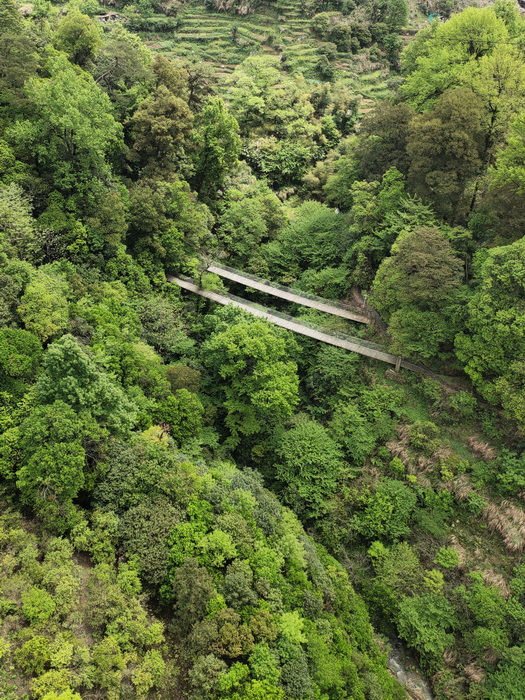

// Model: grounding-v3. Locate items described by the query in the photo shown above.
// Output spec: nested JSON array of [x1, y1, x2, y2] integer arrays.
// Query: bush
[[434, 547, 460, 569], [408, 421, 440, 455], [352, 479, 417, 541]]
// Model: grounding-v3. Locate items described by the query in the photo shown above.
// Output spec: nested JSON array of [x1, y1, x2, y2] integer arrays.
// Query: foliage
[[201, 312, 299, 445], [274, 418, 345, 520], [352, 479, 417, 541]]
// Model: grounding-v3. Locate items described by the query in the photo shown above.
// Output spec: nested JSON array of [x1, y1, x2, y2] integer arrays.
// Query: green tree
[[7, 54, 122, 198], [352, 479, 417, 541], [201, 315, 299, 446], [128, 85, 193, 178], [397, 594, 456, 672], [128, 178, 211, 275], [36, 334, 137, 435], [0, 184, 39, 261], [274, 419, 345, 520], [53, 11, 102, 67], [455, 237, 525, 427], [18, 269, 70, 342], [13, 402, 97, 523], [15, 636, 51, 676], [401, 7, 509, 111], [462, 46, 525, 172], [21, 587, 56, 624], [355, 101, 415, 180], [372, 227, 464, 313], [406, 88, 486, 221], [192, 97, 242, 202], [328, 402, 377, 465], [92, 25, 153, 118], [492, 112, 525, 194], [171, 558, 216, 634], [0, 328, 42, 380], [385, 0, 408, 31], [0, 0, 23, 34], [152, 389, 204, 445]]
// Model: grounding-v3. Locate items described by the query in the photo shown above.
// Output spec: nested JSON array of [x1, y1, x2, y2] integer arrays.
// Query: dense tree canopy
[[1, 3, 525, 699]]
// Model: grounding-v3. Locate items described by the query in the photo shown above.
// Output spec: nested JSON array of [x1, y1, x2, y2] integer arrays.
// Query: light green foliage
[[0, 184, 39, 261], [423, 569, 445, 594], [434, 547, 460, 569], [201, 315, 299, 445], [274, 418, 345, 520], [370, 541, 424, 609], [227, 56, 319, 186], [230, 679, 286, 699], [193, 97, 242, 201], [15, 636, 51, 675], [485, 646, 525, 699], [152, 389, 204, 445], [401, 7, 510, 110], [456, 237, 525, 427], [0, 0, 23, 33], [229, 56, 315, 140], [408, 420, 439, 455], [53, 11, 102, 67], [0, 328, 42, 380], [278, 611, 307, 644], [7, 54, 122, 197], [353, 479, 417, 541], [492, 113, 525, 193], [397, 594, 457, 672], [36, 334, 137, 435], [328, 402, 377, 465], [22, 587, 56, 624], [249, 643, 281, 684], [216, 181, 286, 264], [198, 529, 237, 568], [18, 269, 69, 342]]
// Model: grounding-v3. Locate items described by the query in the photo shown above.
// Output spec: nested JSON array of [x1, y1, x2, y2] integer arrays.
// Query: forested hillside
[[2, 0, 525, 698]]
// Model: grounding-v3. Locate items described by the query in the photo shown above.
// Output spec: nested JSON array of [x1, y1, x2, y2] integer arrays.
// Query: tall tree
[[201, 314, 299, 447], [128, 85, 193, 178], [456, 237, 525, 428], [7, 54, 122, 198], [372, 227, 464, 314], [36, 334, 137, 435], [92, 25, 153, 118], [274, 418, 345, 520], [406, 88, 486, 222], [371, 227, 465, 359], [53, 10, 102, 68], [192, 98, 242, 202], [401, 7, 510, 111]]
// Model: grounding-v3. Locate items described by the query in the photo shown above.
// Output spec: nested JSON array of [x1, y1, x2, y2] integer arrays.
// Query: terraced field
[[141, 0, 396, 106]]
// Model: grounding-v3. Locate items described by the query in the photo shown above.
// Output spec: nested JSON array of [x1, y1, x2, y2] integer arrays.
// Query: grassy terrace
[[141, 1, 395, 104]]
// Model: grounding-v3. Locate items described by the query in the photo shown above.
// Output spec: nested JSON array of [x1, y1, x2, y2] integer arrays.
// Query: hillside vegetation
[[1, 0, 525, 698]]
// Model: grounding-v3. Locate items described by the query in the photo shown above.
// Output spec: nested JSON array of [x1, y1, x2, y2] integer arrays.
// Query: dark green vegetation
[[2, 0, 525, 698]]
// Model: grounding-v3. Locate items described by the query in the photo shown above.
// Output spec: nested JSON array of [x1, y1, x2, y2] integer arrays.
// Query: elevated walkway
[[207, 263, 371, 325], [170, 275, 447, 380]]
